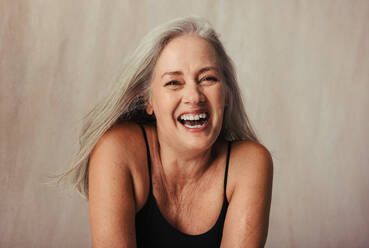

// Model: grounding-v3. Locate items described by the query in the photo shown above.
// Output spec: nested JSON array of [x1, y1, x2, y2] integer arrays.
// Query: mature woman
[[62, 17, 273, 247]]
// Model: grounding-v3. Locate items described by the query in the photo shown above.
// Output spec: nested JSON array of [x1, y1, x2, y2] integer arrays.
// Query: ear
[[146, 103, 153, 115]]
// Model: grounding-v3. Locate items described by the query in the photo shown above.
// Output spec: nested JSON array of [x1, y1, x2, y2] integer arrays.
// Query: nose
[[183, 83, 205, 104]]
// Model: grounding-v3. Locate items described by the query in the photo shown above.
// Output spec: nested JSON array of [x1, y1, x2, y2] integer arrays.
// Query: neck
[[167, 147, 211, 177], [155, 139, 218, 191]]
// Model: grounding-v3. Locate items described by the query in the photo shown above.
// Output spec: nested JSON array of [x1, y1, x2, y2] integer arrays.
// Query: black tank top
[[135, 125, 231, 248]]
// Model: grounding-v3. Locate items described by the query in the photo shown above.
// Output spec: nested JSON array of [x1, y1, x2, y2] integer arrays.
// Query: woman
[[62, 17, 273, 247]]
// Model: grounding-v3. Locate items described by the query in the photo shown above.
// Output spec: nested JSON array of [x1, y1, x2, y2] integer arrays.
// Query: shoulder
[[88, 121, 151, 210], [230, 141, 273, 170], [88, 121, 145, 246], [93, 121, 144, 151], [88, 121, 150, 192], [228, 141, 273, 200], [90, 121, 147, 168], [221, 141, 273, 245]]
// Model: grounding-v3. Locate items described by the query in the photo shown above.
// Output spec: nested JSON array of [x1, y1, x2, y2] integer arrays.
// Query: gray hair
[[59, 17, 259, 199]]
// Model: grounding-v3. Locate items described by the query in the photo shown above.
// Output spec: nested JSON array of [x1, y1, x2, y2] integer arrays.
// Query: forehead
[[153, 34, 219, 75]]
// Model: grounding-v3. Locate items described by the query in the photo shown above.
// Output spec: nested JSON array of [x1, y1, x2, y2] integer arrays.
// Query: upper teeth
[[180, 113, 207, 121]]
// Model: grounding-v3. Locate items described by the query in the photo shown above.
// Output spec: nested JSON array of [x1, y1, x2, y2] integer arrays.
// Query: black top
[[135, 125, 232, 248]]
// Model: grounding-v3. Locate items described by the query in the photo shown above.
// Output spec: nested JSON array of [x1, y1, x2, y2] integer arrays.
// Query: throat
[[155, 158, 217, 206]]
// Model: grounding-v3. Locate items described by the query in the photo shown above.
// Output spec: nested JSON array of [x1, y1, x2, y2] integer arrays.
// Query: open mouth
[[177, 112, 209, 129]]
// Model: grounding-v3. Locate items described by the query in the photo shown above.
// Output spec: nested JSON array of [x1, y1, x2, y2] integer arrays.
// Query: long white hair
[[60, 17, 259, 199]]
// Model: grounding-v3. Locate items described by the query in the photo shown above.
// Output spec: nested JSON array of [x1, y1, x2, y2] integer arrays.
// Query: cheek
[[151, 90, 177, 120], [207, 85, 226, 110]]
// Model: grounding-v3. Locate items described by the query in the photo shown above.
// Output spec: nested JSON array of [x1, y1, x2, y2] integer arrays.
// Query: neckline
[[149, 192, 228, 237]]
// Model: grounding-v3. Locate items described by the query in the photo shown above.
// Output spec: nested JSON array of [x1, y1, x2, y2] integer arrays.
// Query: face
[[147, 34, 226, 152]]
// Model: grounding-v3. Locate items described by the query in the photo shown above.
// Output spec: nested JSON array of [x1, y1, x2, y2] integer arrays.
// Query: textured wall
[[1, 1, 368, 247]]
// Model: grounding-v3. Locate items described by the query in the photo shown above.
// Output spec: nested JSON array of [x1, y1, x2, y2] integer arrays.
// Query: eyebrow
[[198, 66, 219, 75], [161, 71, 183, 78], [160, 66, 219, 78]]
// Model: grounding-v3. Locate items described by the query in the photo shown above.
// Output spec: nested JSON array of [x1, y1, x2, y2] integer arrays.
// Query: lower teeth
[[183, 123, 205, 129]]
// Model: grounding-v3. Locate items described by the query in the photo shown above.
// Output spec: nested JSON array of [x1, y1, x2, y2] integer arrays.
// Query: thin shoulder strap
[[139, 125, 152, 189], [224, 141, 232, 197]]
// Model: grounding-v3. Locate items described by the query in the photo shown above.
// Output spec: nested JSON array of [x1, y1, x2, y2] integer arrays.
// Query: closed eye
[[200, 76, 218, 84], [165, 80, 181, 86], [203, 77, 218, 81]]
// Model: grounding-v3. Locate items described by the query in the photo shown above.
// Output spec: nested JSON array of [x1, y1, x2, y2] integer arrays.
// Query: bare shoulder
[[88, 120, 148, 186], [89, 121, 148, 172], [221, 141, 273, 246], [228, 141, 273, 199], [88, 120, 150, 199], [89, 121, 153, 210], [231, 141, 273, 170], [88, 121, 146, 246]]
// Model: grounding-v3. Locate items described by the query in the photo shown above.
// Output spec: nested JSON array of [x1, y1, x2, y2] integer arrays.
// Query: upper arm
[[221, 142, 273, 248], [88, 122, 145, 248]]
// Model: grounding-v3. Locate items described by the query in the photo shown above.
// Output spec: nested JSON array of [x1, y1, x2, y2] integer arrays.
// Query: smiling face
[[147, 34, 226, 152]]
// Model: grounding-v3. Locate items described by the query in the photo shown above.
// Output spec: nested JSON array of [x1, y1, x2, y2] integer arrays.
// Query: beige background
[[1, 0, 368, 247]]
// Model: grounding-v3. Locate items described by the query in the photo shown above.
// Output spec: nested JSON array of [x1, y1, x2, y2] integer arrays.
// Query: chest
[[151, 166, 225, 235], [136, 194, 227, 247]]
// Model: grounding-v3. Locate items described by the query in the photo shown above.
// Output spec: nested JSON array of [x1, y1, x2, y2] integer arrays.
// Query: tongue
[[184, 120, 202, 126]]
